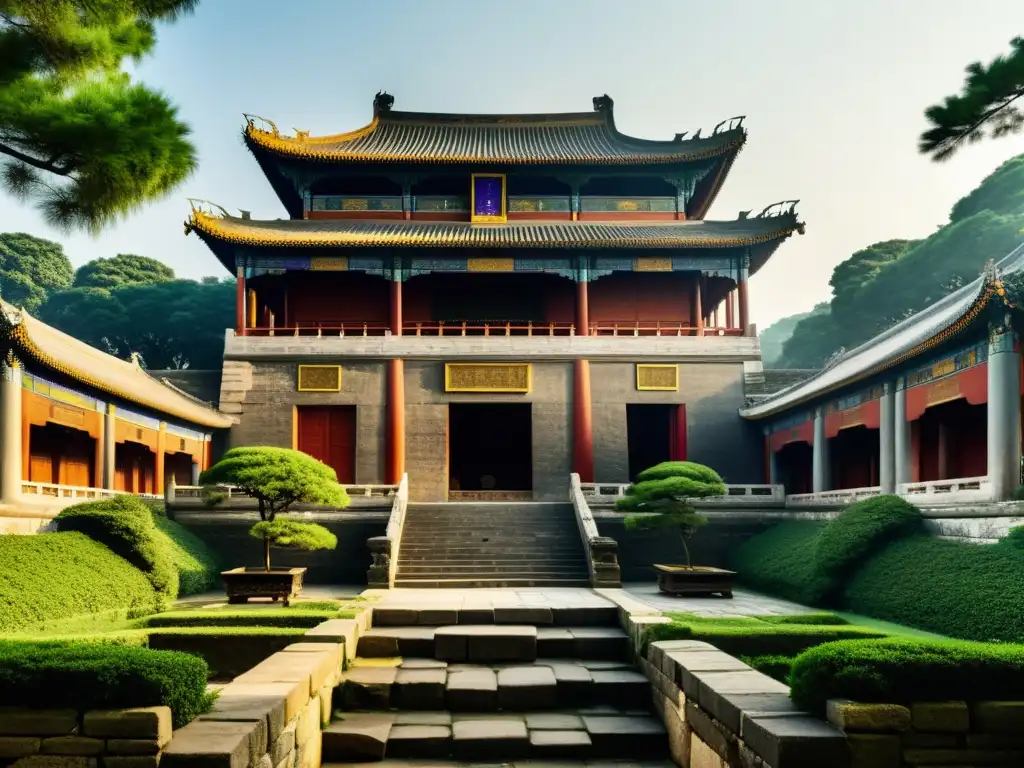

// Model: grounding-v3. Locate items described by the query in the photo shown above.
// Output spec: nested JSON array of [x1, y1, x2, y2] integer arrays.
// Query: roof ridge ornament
[[186, 199, 230, 218], [713, 116, 746, 134], [592, 94, 614, 113], [756, 200, 800, 218], [243, 114, 278, 135], [823, 347, 846, 370], [374, 91, 395, 115]]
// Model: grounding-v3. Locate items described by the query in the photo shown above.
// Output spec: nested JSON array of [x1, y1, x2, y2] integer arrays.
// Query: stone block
[[269, 722, 295, 766], [741, 714, 850, 768], [0, 737, 40, 758], [826, 699, 911, 733], [385, 725, 451, 758], [82, 709, 170, 742], [445, 668, 498, 712], [546, 662, 593, 707], [591, 668, 651, 709], [436, 625, 537, 664], [901, 732, 960, 748], [703, 690, 799, 736], [582, 715, 668, 760], [494, 607, 552, 625], [685, 700, 733, 761], [552, 606, 618, 627], [0, 709, 79, 737], [662, 696, 690, 767], [101, 757, 160, 768], [340, 666, 395, 710], [673, 651, 753, 696], [394, 712, 451, 726], [910, 701, 970, 733], [198, 683, 289, 749], [847, 733, 901, 768], [451, 718, 529, 760], [398, 659, 446, 670], [973, 701, 1024, 733], [966, 732, 1024, 748], [529, 729, 592, 759], [232, 652, 333, 700], [318, 685, 333, 729], [104, 740, 159, 756], [321, 713, 393, 762], [295, 731, 321, 768], [903, 747, 1024, 764], [371, 608, 418, 626], [295, 697, 319, 750], [417, 609, 458, 626], [394, 668, 446, 710], [360, 627, 434, 657], [691, 734, 728, 768], [524, 713, 584, 730], [568, 627, 627, 660], [10, 758, 97, 768], [38, 737, 102, 757], [355, 632, 398, 658], [456, 609, 494, 625], [536, 627, 575, 657], [496, 666, 558, 710], [160, 719, 264, 768]]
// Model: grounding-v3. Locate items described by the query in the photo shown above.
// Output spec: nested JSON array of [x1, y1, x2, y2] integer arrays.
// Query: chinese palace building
[[0, 300, 232, 533], [187, 93, 805, 502]]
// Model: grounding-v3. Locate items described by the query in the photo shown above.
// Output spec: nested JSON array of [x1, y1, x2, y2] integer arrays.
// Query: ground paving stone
[[398, 659, 447, 670], [536, 627, 575, 657], [322, 714, 394, 763], [394, 668, 447, 710], [161, 719, 264, 768], [524, 713, 585, 730], [529, 729, 593, 758], [582, 715, 668, 759], [446, 669, 498, 711], [496, 666, 558, 710], [342, 667, 396, 710], [392, 712, 452, 726], [385, 725, 452, 759], [451, 719, 530, 760]]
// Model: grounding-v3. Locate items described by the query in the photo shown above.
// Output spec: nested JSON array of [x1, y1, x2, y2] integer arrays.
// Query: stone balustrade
[[167, 481, 398, 505], [366, 473, 409, 588], [21, 481, 161, 502], [570, 473, 622, 588], [580, 481, 786, 507], [898, 475, 994, 504], [786, 486, 882, 508]]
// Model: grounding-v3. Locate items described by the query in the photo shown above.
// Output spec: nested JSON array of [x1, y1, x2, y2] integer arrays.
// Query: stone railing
[[0, 704, 173, 764], [899, 475, 993, 504], [570, 473, 621, 588], [21, 481, 161, 501], [366, 473, 409, 588], [787, 486, 882, 508], [166, 480, 398, 505], [581, 481, 786, 506]]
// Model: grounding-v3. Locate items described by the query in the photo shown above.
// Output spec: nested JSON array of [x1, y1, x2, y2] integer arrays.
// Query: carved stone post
[[367, 536, 393, 587], [590, 536, 621, 588]]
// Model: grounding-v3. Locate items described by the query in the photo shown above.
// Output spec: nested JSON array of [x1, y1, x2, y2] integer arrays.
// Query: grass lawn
[[834, 611, 948, 640]]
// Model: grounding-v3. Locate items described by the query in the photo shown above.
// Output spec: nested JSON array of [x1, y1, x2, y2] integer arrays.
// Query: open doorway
[[449, 403, 532, 492], [626, 404, 686, 481]]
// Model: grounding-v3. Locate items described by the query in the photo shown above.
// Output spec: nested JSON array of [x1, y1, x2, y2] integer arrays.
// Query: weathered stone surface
[[662, 696, 691, 768], [910, 701, 970, 733], [372, 608, 418, 626], [394, 712, 451, 726], [494, 607, 552, 625], [0, 737, 41, 758], [305, 619, 358, 661], [10, 757, 97, 768], [199, 684, 287, 749], [82, 709, 170, 742], [591, 669, 650, 708], [269, 722, 295, 766], [398, 659, 446, 670], [341, 666, 395, 710], [233, 652, 334, 699], [903, 747, 1024, 764], [966, 731, 1024, 748], [417, 609, 458, 626], [524, 713, 585, 730], [569, 627, 627, 660], [101, 757, 160, 768], [385, 725, 451, 758], [582, 715, 667, 760], [319, 685, 333, 729], [496, 666, 558, 710], [161, 719, 264, 768], [294, 728, 321, 768], [356, 632, 399, 658], [690, 733, 728, 768], [295, 697, 320, 751], [901, 731, 959, 748], [394, 668, 446, 710], [973, 701, 1024, 733], [445, 668, 498, 712], [671, 651, 753, 694], [0, 709, 79, 737], [456, 609, 494, 625], [360, 628, 435, 658], [282, 642, 343, 681], [703, 690, 799, 736], [742, 714, 850, 768], [552, 606, 618, 627], [322, 713, 393, 763], [544, 662, 594, 706], [37, 737, 102, 757], [692, 670, 788, 723], [847, 733, 901, 768], [826, 699, 911, 733], [451, 718, 529, 760], [436, 625, 538, 664], [684, 701, 733, 762], [536, 627, 575, 657], [529, 729, 592, 758]]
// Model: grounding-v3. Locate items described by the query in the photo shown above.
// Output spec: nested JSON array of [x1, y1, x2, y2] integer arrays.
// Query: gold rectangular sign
[[634, 257, 673, 272], [636, 364, 679, 391], [467, 258, 514, 272], [310, 257, 349, 271], [297, 365, 342, 392], [445, 363, 531, 393]]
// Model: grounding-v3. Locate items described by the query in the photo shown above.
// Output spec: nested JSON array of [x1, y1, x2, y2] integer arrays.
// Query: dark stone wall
[[174, 511, 388, 585], [596, 512, 777, 582]]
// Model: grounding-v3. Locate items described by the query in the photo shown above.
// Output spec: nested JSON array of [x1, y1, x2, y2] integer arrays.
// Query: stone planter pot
[[654, 564, 735, 598], [222, 567, 306, 606]]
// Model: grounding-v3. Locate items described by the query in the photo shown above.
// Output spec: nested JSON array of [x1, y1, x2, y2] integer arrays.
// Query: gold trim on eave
[[445, 363, 531, 393], [297, 365, 342, 392], [637, 364, 680, 391]]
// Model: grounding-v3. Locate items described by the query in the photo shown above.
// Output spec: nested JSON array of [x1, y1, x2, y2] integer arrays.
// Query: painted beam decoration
[[445, 363, 531, 393]]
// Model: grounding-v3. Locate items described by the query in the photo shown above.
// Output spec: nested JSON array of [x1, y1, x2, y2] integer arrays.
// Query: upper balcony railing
[[580, 196, 676, 213], [308, 195, 680, 215], [414, 196, 468, 212], [243, 321, 744, 338], [508, 196, 571, 213], [311, 195, 402, 212]]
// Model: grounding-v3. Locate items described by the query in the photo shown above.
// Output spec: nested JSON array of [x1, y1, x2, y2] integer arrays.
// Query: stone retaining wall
[[827, 698, 1024, 767], [0, 704, 172, 767]]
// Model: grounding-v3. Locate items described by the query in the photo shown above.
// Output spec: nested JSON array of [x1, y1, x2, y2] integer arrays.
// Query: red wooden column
[[725, 290, 735, 329], [573, 359, 594, 481], [236, 266, 246, 336], [575, 279, 589, 336], [386, 278, 405, 483], [670, 405, 688, 461], [737, 261, 750, 335], [692, 275, 704, 336]]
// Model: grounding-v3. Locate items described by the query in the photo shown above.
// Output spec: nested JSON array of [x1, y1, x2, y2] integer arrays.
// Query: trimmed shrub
[[814, 495, 923, 579], [729, 521, 837, 606], [0, 641, 211, 727], [1003, 525, 1024, 550], [151, 513, 220, 596], [145, 609, 347, 628], [147, 627, 309, 679], [844, 534, 1024, 641], [759, 613, 849, 626], [55, 497, 178, 602], [0, 533, 159, 634], [790, 638, 1024, 715], [739, 654, 794, 684]]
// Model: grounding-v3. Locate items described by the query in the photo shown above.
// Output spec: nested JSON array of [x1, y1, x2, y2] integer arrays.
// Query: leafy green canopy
[[920, 36, 1024, 162], [150, 512, 220, 596], [73, 253, 175, 289], [250, 518, 338, 553], [0, 1, 199, 232], [814, 495, 923, 580], [729, 521, 837, 606], [0, 232, 73, 312]]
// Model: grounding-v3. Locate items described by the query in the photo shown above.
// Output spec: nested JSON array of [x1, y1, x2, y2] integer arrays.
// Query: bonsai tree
[[199, 447, 349, 570], [617, 461, 726, 569]]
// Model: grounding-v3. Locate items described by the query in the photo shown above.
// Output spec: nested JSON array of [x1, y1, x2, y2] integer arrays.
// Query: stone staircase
[[322, 604, 671, 767], [394, 503, 590, 588]]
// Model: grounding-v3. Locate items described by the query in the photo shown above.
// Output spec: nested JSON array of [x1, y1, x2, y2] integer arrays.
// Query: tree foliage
[[73, 253, 175, 289], [0, 0, 199, 232], [0, 232, 73, 311], [38, 277, 234, 369], [920, 36, 1024, 162], [617, 461, 725, 568]]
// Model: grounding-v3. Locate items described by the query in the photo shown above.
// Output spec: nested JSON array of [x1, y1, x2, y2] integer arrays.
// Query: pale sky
[[2, 0, 1023, 328]]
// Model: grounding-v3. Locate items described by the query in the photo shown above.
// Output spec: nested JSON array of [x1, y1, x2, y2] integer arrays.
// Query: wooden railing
[[406, 321, 576, 337], [246, 323, 391, 337], [21, 482, 161, 501], [580, 482, 785, 505], [242, 321, 746, 338], [588, 321, 743, 337]]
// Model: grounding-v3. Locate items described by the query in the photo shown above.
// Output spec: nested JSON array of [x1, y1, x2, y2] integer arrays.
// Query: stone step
[[396, 564, 588, 574], [323, 708, 668, 762], [371, 606, 618, 627], [397, 552, 584, 561], [357, 626, 628, 662], [393, 577, 591, 589]]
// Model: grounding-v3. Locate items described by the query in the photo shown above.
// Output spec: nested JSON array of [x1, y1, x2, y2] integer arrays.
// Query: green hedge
[[0, 533, 159, 634], [790, 638, 1024, 715], [739, 654, 794, 684], [147, 627, 309, 679], [729, 521, 837, 606], [814, 495, 922, 580], [55, 497, 178, 602], [0, 641, 211, 727], [152, 513, 220, 596], [145, 609, 347, 628]]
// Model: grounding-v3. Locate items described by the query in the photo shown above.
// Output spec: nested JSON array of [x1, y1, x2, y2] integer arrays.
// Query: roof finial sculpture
[[592, 94, 614, 113], [129, 351, 144, 368], [373, 91, 394, 115]]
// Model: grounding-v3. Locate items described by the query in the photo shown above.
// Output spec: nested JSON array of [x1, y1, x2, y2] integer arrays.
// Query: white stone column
[[0, 359, 23, 504], [812, 406, 830, 493], [894, 379, 911, 489], [190, 462, 200, 486], [103, 405, 116, 490], [879, 383, 896, 494], [988, 324, 1021, 501]]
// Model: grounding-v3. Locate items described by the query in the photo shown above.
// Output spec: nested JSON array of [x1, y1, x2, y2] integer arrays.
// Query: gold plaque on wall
[[636, 364, 679, 391], [445, 363, 531, 393], [298, 365, 342, 392]]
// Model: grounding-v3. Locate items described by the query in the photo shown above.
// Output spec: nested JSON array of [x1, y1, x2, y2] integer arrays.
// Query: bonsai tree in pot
[[199, 446, 349, 604], [617, 461, 734, 597]]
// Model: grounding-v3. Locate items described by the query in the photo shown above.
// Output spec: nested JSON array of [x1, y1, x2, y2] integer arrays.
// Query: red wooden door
[[297, 407, 356, 483]]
